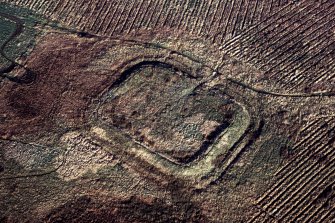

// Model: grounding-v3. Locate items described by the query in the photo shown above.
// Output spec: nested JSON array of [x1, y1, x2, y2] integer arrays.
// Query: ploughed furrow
[[316, 206, 335, 223], [109, 1, 127, 35], [272, 155, 335, 221], [247, 211, 278, 223], [258, 11, 335, 79], [5, 0, 289, 41], [285, 44, 335, 91], [101, 2, 120, 34], [260, 139, 335, 213], [221, 0, 335, 91], [45, 1, 63, 18], [268, 24, 335, 83], [256, 119, 335, 222], [126, 0, 153, 33], [315, 62, 335, 85], [175, 0, 191, 30], [190, 0, 206, 34], [211, 0, 229, 43], [257, 117, 335, 204], [258, 118, 335, 203], [210, 0, 288, 42], [61, 0, 77, 25], [248, 189, 335, 223], [41, 1, 56, 16], [117, 0, 137, 34], [216, 0, 235, 43], [222, 0, 305, 53], [57, 0, 72, 21], [184, 0, 201, 31], [88, 2, 104, 32], [299, 118, 326, 136], [78, 0, 98, 30], [142, 0, 157, 29], [32, 0, 44, 11], [151, 0, 170, 29], [294, 188, 335, 222], [313, 49, 335, 84], [260, 150, 335, 222], [227, 0, 244, 39], [71, 1, 90, 27], [281, 35, 335, 88], [75, 1, 96, 28], [38, 1, 57, 16], [158, 0, 177, 28], [233, 0, 332, 60], [283, 187, 335, 222], [197, 0, 214, 35], [247, 1, 334, 66], [167, 0, 184, 28]]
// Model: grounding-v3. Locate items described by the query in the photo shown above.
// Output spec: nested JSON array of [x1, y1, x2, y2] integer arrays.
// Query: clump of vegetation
[[0, 3, 45, 71]]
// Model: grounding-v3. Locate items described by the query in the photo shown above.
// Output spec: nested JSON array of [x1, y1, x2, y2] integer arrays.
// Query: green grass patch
[[0, 14, 15, 67], [0, 3, 49, 69]]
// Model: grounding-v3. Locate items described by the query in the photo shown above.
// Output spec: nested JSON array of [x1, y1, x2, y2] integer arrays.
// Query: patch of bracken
[[44, 193, 208, 223]]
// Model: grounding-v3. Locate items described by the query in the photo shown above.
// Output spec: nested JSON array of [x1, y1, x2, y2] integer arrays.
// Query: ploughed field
[[0, 0, 335, 222]]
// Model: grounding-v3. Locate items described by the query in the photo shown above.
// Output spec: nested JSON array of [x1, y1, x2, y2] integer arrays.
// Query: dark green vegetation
[[0, 11, 15, 68], [0, 3, 48, 83], [0, 4, 37, 65]]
